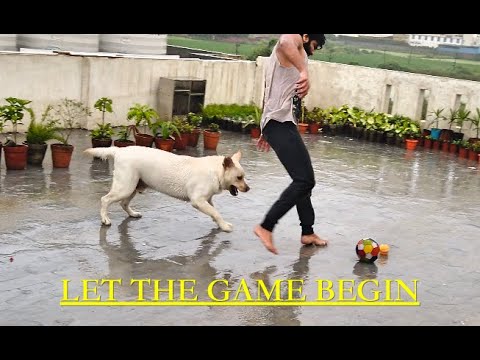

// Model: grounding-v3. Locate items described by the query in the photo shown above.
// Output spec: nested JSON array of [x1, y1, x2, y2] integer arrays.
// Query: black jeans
[[261, 120, 316, 235]]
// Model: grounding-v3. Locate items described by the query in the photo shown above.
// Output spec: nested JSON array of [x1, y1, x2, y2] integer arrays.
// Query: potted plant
[[91, 97, 114, 148], [424, 135, 433, 149], [25, 104, 57, 166], [51, 98, 91, 168], [203, 122, 221, 150], [428, 108, 445, 140], [308, 107, 324, 135], [454, 107, 470, 143], [242, 106, 262, 139], [186, 112, 203, 147], [171, 116, 192, 150], [297, 101, 309, 134], [0, 97, 34, 170], [90, 123, 114, 148], [468, 107, 480, 144], [127, 103, 159, 147], [151, 120, 181, 152], [441, 108, 458, 142], [403, 122, 421, 151], [458, 139, 469, 159], [113, 125, 135, 147], [449, 139, 461, 154], [468, 141, 480, 162]]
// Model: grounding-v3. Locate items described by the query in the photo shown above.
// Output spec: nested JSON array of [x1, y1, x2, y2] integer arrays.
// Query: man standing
[[254, 34, 328, 255]]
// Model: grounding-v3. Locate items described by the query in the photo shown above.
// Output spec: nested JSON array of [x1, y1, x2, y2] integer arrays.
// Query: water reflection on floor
[[0, 130, 479, 325]]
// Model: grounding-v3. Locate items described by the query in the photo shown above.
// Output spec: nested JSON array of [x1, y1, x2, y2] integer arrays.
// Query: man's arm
[[276, 34, 309, 98]]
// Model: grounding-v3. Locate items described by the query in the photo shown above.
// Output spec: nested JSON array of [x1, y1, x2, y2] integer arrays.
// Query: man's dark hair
[[299, 34, 326, 49]]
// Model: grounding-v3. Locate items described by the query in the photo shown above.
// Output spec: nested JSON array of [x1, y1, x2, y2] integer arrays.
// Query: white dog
[[84, 146, 250, 232]]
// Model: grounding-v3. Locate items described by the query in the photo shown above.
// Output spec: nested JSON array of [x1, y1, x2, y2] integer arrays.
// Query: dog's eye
[[237, 175, 243, 180]]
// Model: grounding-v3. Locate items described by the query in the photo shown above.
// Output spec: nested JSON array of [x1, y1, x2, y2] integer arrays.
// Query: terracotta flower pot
[[297, 123, 308, 134], [458, 147, 468, 159], [203, 130, 220, 150], [51, 143, 74, 168], [173, 133, 189, 150], [134, 133, 154, 147], [405, 139, 418, 151], [113, 140, 135, 148], [250, 127, 261, 139], [92, 138, 112, 148], [4, 144, 28, 170], [449, 143, 458, 154], [154, 137, 175, 152], [308, 123, 320, 135], [188, 128, 201, 147], [468, 149, 478, 161], [441, 141, 450, 152]]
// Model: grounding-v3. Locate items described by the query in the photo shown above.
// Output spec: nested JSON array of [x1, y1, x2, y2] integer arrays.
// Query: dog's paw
[[102, 219, 112, 226], [220, 222, 233, 232], [129, 212, 142, 218]]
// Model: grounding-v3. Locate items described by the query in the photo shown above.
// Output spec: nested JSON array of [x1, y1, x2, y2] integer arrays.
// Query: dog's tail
[[84, 147, 119, 160]]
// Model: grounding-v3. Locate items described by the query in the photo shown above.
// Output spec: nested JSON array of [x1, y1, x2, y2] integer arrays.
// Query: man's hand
[[256, 135, 270, 152], [295, 71, 310, 99]]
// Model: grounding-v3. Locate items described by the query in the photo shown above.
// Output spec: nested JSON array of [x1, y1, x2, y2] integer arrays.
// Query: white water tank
[[17, 34, 100, 52], [99, 34, 167, 55], [0, 34, 17, 51]]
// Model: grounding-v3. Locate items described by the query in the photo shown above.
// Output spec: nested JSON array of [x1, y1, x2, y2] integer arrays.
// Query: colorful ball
[[356, 238, 380, 263]]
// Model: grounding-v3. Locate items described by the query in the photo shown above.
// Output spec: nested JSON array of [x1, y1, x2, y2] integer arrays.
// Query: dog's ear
[[223, 156, 234, 169], [232, 150, 242, 162]]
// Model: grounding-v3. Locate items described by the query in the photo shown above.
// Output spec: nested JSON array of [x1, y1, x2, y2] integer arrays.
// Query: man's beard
[[303, 41, 313, 56]]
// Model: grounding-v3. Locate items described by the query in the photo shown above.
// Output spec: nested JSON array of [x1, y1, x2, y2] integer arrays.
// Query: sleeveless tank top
[[260, 42, 307, 131]]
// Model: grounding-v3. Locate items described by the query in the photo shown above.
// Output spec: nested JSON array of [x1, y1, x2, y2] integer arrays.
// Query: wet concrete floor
[[1, 130, 479, 325]]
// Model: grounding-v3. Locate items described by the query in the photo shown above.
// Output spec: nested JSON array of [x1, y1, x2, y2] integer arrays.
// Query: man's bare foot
[[301, 233, 328, 247], [254, 225, 278, 255]]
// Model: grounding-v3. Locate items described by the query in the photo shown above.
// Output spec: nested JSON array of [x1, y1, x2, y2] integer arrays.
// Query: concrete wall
[[0, 53, 257, 131], [301, 60, 480, 135], [1, 52, 480, 139]]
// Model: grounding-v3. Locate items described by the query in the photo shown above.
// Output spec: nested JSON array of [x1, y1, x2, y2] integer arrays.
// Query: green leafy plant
[[116, 125, 134, 142], [0, 97, 34, 144], [455, 107, 471, 134], [446, 108, 458, 130], [151, 120, 181, 140], [207, 123, 220, 132], [94, 97, 113, 125], [242, 106, 262, 128], [471, 142, 480, 152], [53, 98, 91, 145], [458, 139, 470, 148], [469, 108, 480, 139], [187, 112, 203, 128], [90, 123, 114, 140], [403, 121, 421, 139], [126, 103, 159, 134], [428, 108, 445, 129], [172, 116, 193, 134], [91, 97, 114, 140], [26, 105, 58, 144]]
